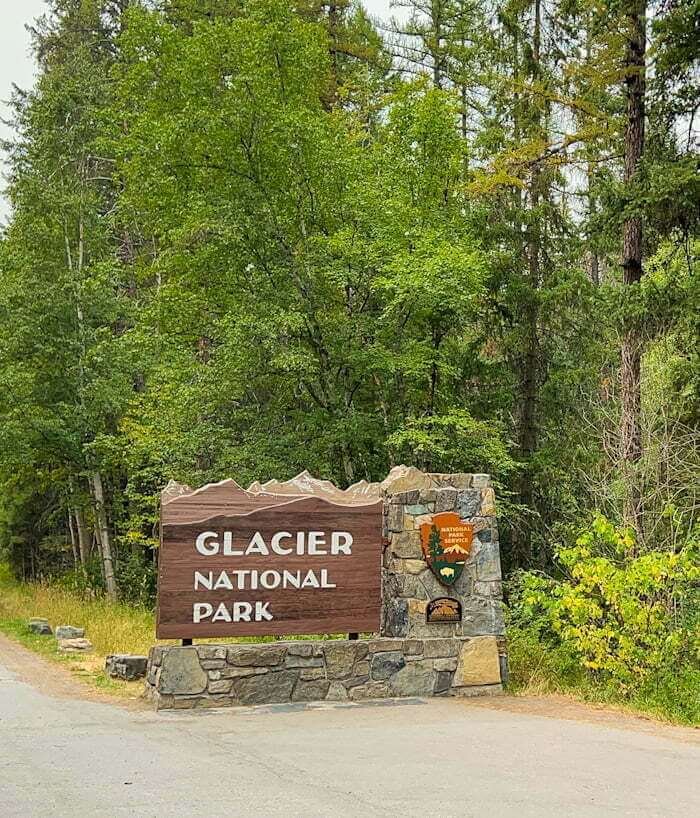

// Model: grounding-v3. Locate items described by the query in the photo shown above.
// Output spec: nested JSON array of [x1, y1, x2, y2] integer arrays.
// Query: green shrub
[[508, 515, 700, 723]]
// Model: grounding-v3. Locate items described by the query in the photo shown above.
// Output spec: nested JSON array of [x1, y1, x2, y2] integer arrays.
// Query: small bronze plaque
[[426, 597, 462, 623]]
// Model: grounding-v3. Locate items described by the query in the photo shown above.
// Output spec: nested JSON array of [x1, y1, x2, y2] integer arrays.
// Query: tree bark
[[67, 512, 78, 568], [91, 470, 118, 600], [620, 0, 646, 536], [511, 0, 543, 568], [74, 505, 91, 569]]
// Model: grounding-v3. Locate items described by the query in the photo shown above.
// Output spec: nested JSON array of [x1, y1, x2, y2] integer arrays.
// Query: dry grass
[[0, 563, 161, 657]]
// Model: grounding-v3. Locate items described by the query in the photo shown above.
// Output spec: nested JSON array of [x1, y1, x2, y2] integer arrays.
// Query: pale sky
[[0, 0, 398, 222]]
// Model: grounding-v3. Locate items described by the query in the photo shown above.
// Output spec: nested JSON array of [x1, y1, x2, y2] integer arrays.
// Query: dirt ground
[[1, 630, 697, 743]]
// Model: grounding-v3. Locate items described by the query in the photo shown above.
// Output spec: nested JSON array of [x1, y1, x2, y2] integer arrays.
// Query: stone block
[[387, 504, 404, 532], [396, 574, 427, 600], [499, 653, 509, 686], [423, 639, 459, 659], [323, 642, 368, 680], [233, 670, 299, 705], [407, 621, 457, 640], [196, 645, 227, 661], [58, 638, 93, 653], [286, 642, 314, 657], [395, 559, 427, 576], [452, 683, 503, 698], [433, 657, 458, 672], [475, 542, 502, 582], [349, 681, 391, 700], [435, 488, 459, 512], [474, 580, 503, 598], [218, 666, 263, 679], [105, 654, 148, 681], [371, 651, 406, 680], [208, 679, 233, 695], [383, 599, 408, 638], [472, 474, 490, 488], [460, 597, 500, 636], [55, 625, 84, 640], [300, 667, 326, 681], [292, 680, 330, 702], [149, 646, 165, 667], [382, 466, 436, 494], [467, 516, 489, 534], [418, 569, 451, 600], [194, 696, 235, 709], [404, 504, 429, 516], [170, 697, 197, 710], [389, 490, 420, 505], [402, 639, 424, 656], [326, 681, 348, 701], [390, 531, 422, 559], [458, 489, 482, 518], [480, 487, 496, 516], [343, 674, 370, 689], [227, 645, 286, 667], [200, 659, 226, 670], [391, 660, 436, 697], [453, 637, 501, 687], [442, 473, 472, 489], [408, 598, 427, 617], [158, 647, 207, 695], [28, 618, 52, 636], [285, 655, 324, 669], [434, 670, 453, 695]]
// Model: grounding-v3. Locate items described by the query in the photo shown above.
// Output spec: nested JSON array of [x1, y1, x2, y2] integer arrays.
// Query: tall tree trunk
[[67, 512, 78, 568], [91, 470, 118, 600], [511, 0, 543, 568], [620, 0, 646, 537], [74, 506, 90, 569]]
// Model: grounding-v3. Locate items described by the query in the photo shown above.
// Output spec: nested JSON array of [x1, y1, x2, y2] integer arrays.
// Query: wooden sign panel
[[157, 479, 383, 639]]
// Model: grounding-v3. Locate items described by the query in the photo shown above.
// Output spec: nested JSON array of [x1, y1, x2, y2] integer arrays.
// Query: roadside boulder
[[105, 654, 148, 681], [28, 618, 52, 636], [58, 638, 93, 653], [55, 625, 85, 640]]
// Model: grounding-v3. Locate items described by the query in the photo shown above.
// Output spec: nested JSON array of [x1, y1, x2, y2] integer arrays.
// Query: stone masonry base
[[145, 637, 506, 710]]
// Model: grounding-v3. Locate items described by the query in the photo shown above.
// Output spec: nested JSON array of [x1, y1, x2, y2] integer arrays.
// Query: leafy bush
[[508, 515, 700, 722]]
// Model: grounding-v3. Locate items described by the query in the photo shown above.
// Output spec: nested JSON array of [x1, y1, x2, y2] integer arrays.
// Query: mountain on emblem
[[419, 512, 474, 586]]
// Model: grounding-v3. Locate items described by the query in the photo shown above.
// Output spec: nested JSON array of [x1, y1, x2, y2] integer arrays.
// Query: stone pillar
[[381, 470, 503, 642]]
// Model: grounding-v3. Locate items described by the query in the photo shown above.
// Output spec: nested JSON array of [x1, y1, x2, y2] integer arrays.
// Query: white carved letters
[[191, 529, 352, 624]]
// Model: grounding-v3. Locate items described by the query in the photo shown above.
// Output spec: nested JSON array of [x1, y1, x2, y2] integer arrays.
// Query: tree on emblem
[[429, 524, 442, 561]]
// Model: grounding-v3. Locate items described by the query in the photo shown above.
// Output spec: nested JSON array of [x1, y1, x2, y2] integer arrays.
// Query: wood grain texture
[[157, 491, 382, 639]]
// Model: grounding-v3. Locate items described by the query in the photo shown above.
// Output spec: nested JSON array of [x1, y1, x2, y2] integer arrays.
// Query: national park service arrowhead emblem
[[419, 512, 473, 586]]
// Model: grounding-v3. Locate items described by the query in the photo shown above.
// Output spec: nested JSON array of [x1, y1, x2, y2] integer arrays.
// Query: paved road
[[1, 648, 698, 818]]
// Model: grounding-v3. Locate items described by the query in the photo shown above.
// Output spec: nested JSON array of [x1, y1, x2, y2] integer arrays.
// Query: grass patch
[[506, 628, 700, 727], [0, 563, 348, 698], [0, 563, 159, 656]]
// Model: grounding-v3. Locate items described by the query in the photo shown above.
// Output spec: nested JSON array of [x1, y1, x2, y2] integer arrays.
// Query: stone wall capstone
[[146, 467, 506, 710]]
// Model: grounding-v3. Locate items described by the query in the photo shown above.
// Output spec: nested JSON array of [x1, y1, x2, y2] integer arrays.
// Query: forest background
[[0, 0, 697, 721]]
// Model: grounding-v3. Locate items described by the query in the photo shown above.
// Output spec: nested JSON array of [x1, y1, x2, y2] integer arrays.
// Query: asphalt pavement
[[0, 644, 698, 818]]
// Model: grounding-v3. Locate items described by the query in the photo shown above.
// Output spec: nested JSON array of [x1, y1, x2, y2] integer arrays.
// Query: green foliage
[[508, 516, 700, 722], [388, 410, 517, 476], [0, 0, 697, 680]]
